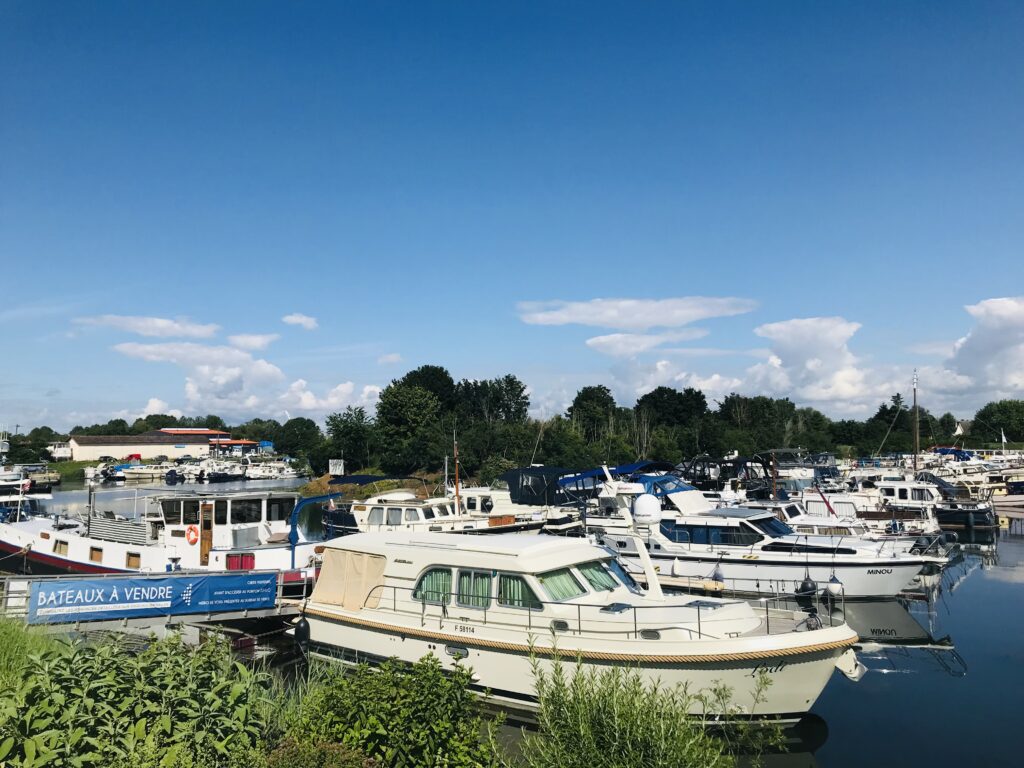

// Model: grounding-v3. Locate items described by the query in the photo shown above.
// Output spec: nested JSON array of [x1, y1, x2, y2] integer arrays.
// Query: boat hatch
[[600, 602, 632, 614]]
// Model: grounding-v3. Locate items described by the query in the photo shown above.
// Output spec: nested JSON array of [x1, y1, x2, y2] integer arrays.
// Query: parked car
[[152, 455, 168, 462], [98, 455, 116, 463]]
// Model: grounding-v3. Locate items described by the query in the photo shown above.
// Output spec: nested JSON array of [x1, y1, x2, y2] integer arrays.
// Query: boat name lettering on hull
[[455, 624, 475, 634], [867, 569, 893, 574], [748, 661, 787, 677]]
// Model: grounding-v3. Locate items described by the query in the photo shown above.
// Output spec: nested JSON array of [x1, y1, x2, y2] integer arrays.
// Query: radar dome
[[632, 494, 662, 525]]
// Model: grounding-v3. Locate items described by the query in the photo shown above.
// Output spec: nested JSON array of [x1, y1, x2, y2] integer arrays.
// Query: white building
[[68, 434, 212, 462], [46, 442, 73, 461]]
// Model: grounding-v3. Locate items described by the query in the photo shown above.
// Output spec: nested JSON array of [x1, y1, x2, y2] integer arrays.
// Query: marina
[[4, 3, 1024, 763], [1, 462, 1022, 764]]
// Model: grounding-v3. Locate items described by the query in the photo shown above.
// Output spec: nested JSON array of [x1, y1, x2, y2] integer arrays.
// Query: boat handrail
[[353, 582, 847, 641]]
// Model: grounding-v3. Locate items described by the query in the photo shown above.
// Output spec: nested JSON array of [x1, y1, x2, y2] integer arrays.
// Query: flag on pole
[[1002, 429, 1008, 445], [953, 423, 964, 437]]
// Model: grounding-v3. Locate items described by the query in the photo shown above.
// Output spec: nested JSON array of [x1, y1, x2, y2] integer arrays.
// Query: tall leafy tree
[[566, 385, 617, 441]]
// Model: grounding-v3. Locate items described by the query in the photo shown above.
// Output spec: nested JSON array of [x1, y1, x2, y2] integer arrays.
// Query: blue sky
[[2, 1, 1023, 430]]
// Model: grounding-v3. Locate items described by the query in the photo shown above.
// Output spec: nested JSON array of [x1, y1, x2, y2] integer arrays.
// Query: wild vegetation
[[0, 621, 779, 768], [10, 364, 1023, 474]]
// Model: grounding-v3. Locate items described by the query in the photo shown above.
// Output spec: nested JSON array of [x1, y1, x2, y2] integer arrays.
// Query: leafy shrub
[[509, 658, 779, 768], [267, 737, 375, 768], [288, 656, 498, 768], [0, 633, 273, 768]]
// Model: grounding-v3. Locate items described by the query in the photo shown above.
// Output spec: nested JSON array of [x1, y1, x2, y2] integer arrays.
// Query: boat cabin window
[[215, 500, 227, 525], [466, 497, 478, 511], [785, 505, 801, 518], [537, 568, 586, 602], [162, 501, 182, 525], [53, 540, 68, 556], [423, 507, 435, 519], [126, 552, 141, 568], [577, 561, 618, 591], [912, 488, 933, 502], [446, 503, 457, 515], [659, 521, 761, 547], [182, 501, 200, 526], [747, 517, 793, 538], [898, 488, 908, 500], [881, 487, 894, 497], [89, 547, 103, 563], [404, 509, 419, 522], [267, 499, 295, 522], [368, 507, 384, 525], [386, 508, 403, 525], [413, 568, 452, 605], [481, 497, 494, 513], [456, 570, 492, 609], [497, 575, 542, 609], [231, 499, 262, 524], [432, 505, 447, 517]]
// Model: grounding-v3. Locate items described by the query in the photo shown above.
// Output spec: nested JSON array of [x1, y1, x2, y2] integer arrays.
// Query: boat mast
[[912, 370, 920, 474], [453, 439, 462, 513]]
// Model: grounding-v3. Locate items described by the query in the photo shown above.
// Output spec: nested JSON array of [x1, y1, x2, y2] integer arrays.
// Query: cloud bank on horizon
[[9, 297, 1024, 430]]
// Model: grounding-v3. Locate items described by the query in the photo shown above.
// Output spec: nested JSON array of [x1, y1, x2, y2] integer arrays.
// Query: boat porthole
[[640, 630, 661, 640]]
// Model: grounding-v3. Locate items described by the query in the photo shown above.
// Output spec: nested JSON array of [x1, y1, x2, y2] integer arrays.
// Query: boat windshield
[[747, 516, 794, 538], [635, 475, 697, 497], [606, 558, 642, 593], [577, 561, 619, 591], [537, 568, 587, 601]]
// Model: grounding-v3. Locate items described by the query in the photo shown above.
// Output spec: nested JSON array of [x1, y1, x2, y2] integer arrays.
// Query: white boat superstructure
[[323, 490, 551, 537], [0, 490, 321, 586], [302, 531, 864, 718], [599, 498, 934, 598]]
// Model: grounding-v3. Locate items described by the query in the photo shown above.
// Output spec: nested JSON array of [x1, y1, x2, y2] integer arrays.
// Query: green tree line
[[8, 364, 1024, 475]]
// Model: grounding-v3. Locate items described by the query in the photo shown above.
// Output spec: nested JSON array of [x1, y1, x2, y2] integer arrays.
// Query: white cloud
[[518, 297, 757, 331], [585, 329, 708, 357], [607, 359, 742, 403], [945, 297, 1024, 393], [282, 313, 319, 330], [279, 380, 381, 413], [75, 315, 219, 338], [141, 398, 183, 419], [744, 317, 893, 413], [114, 342, 285, 414], [377, 352, 402, 364], [227, 333, 280, 351]]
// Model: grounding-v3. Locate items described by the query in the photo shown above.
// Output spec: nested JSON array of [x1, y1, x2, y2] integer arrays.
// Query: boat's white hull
[[304, 606, 858, 718], [632, 552, 924, 598]]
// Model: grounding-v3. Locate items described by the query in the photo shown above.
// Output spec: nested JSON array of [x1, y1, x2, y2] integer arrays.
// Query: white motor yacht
[[301, 531, 864, 719], [599, 499, 933, 599]]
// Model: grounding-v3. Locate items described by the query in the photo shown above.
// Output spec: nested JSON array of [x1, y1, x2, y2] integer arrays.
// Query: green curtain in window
[[414, 569, 451, 604], [458, 571, 491, 608], [578, 561, 618, 591], [537, 569, 585, 601], [498, 575, 541, 609]]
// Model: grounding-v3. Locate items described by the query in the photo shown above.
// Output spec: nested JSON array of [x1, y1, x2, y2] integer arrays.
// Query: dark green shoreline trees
[[9, 364, 1023, 475]]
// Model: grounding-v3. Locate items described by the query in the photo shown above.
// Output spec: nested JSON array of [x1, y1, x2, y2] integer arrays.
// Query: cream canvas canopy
[[311, 548, 387, 610]]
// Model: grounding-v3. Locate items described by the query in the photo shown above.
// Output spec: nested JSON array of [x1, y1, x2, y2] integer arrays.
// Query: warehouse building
[[68, 433, 213, 461]]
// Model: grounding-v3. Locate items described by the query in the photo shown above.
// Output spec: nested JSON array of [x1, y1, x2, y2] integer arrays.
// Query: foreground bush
[[509, 659, 780, 768], [0, 633, 278, 768], [287, 656, 498, 768]]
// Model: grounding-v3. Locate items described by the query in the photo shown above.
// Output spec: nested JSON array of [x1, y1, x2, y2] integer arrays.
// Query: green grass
[[0, 618, 64, 690]]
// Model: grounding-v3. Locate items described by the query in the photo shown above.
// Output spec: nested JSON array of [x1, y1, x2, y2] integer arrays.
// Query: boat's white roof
[[323, 531, 610, 572]]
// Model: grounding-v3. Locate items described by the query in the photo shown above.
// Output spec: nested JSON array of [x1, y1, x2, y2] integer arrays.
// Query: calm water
[[805, 522, 1024, 768], [24, 484, 1024, 766]]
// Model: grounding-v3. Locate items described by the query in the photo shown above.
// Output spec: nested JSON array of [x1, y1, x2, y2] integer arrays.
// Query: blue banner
[[27, 573, 278, 625]]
